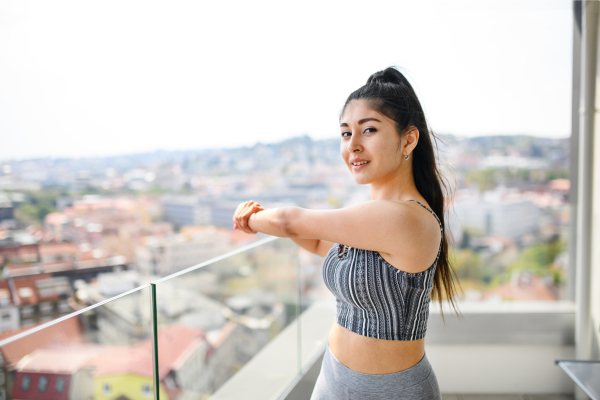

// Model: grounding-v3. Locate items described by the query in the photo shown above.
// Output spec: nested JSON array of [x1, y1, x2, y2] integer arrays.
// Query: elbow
[[278, 207, 301, 238]]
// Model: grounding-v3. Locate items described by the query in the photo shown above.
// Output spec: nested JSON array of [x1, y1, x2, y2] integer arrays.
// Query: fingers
[[233, 201, 252, 231], [233, 202, 245, 229], [236, 201, 252, 232], [233, 201, 263, 234], [239, 207, 256, 233]]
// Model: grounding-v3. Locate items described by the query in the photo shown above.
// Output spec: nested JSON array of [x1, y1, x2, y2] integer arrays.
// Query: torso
[[325, 199, 441, 374], [328, 322, 425, 374]]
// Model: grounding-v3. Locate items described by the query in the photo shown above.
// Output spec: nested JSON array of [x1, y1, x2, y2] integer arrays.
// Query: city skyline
[[0, 0, 573, 160]]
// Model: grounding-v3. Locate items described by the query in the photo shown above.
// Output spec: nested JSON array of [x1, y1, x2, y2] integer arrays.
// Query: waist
[[328, 322, 425, 375]]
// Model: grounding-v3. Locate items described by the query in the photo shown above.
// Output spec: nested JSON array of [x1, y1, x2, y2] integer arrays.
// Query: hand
[[233, 200, 265, 234]]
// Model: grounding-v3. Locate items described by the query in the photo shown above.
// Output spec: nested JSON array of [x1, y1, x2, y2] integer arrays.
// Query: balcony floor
[[285, 350, 575, 400], [442, 395, 574, 400]]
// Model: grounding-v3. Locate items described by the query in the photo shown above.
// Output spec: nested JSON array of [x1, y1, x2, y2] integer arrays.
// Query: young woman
[[233, 67, 459, 399]]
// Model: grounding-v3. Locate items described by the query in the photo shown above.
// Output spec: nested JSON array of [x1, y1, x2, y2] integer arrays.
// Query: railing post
[[150, 283, 160, 400]]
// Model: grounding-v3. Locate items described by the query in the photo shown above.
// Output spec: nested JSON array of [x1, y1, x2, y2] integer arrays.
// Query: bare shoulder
[[377, 200, 443, 274], [275, 199, 441, 270], [368, 199, 438, 232]]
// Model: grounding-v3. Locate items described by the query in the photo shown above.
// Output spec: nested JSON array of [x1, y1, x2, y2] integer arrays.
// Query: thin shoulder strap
[[406, 199, 443, 235], [406, 199, 444, 263]]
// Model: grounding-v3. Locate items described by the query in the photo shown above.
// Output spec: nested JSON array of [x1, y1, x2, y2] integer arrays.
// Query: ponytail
[[342, 67, 461, 314]]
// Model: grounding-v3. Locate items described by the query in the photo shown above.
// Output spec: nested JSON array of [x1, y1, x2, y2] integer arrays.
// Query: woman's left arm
[[232, 202, 300, 237]]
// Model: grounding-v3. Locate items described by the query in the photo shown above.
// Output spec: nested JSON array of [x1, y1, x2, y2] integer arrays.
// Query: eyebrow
[[340, 118, 382, 128]]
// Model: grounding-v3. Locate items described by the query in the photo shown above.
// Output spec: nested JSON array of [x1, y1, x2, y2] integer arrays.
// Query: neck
[[369, 163, 420, 201]]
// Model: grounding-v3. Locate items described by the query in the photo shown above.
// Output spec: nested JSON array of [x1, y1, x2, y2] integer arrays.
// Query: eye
[[341, 131, 351, 138], [364, 127, 377, 134]]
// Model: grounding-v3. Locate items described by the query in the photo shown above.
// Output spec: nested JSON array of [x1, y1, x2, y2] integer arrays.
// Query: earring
[[405, 154, 409, 160]]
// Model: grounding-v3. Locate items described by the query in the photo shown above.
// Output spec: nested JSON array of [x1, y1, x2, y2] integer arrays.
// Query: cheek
[[340, 146, 347, 161]]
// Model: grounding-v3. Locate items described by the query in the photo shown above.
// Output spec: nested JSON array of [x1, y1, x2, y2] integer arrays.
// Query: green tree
[[508, 239, 566, 277], [450, 248, 483, 281], [12, 190, 59, 227]]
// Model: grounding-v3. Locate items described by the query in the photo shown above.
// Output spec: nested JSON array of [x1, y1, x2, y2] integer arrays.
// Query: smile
[[352, 161, 370, 166]]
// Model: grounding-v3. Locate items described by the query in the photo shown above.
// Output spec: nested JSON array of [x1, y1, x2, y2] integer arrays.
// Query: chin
[[351, 175, 371, 185]]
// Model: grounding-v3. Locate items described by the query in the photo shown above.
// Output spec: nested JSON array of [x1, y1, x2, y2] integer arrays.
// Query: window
[[20, 306, 34, 319], [142, 383, 152, 397], [102, 383, 111, 396], [38, 288, 53, 298], [39, 302, 53, 315], [37, 376, 48, 392], [21, 375, 30, 391], [55, 377, 65, 393], [58, 300, 71, 312], [1, 312, 10, 321], [18, 287, 33, 299]]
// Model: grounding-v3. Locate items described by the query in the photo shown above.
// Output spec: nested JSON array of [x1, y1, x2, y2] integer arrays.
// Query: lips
[[350, 158, 370, 166], [352, 160, 370, 166], [350, 160, 370, 170]]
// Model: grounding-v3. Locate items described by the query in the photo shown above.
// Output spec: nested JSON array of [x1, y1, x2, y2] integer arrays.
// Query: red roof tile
[[482, 275, 558, 301], [39, 242, 78, 257], [91, 325, 205, 380], [0, 318, 84, 369], [16, 344, 104, 374]]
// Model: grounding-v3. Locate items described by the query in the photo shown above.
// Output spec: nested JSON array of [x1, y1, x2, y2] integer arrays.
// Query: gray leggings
[[310, 346, 441, 400]]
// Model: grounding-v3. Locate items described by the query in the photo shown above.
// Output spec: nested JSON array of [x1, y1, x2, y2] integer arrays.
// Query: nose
[[347, 133, 362, 153]]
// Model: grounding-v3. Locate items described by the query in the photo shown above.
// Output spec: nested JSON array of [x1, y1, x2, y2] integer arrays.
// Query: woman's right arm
[[290, 238, 335, 257], [232, 201, 334, 257], [234, 200, 433, 271]]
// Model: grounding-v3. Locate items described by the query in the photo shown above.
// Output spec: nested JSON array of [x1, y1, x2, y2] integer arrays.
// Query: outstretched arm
[[232, 201, 333, 256], [233, 200, 440, 262]]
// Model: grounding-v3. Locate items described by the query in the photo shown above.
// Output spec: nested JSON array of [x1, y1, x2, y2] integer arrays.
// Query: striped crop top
[[322, 200, 443, 341]]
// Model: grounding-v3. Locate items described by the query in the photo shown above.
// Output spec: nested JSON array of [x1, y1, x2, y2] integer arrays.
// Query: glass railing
[[0, 236, 307, 400]]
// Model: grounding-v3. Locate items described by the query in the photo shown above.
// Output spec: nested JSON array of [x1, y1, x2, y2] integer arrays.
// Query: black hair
[[343, 67, 460, 312]]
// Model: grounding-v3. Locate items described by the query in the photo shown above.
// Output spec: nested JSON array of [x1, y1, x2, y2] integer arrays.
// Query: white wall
[[426, 344, 575, 394]]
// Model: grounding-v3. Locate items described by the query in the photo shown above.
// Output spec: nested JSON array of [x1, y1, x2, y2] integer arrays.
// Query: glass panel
[[297, 245, 335, 374], [0, 286, 154, 400], [154, 237, 299, 399]]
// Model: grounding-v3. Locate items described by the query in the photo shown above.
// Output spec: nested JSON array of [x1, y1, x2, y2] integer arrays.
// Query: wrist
[[248, 209, 262, 232]]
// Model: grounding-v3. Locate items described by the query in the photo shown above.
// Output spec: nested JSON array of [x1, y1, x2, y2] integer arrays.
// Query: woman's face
[[340, 99, 404, 185]]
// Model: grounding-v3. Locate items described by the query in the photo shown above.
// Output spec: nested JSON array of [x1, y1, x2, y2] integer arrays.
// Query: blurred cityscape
[[0, 133, 570, 399]]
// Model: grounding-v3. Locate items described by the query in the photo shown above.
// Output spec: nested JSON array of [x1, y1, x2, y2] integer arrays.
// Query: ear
[[404, 126, 419, 155]]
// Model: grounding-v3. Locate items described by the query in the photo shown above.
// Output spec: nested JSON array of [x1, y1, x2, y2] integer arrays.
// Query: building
[[0, 237, 39, 267], [38, 242, 78, 265], [90, 326, 209, 400], [135, 227, 235, 277], [0, 275, 72, 331], [11, 345, 102, 400], [0, 193, 15, 230], [0, 289, 19, 336], [453, 192, 542, 240], [0, 317, 84, 400], [161, 196, 241, 228]]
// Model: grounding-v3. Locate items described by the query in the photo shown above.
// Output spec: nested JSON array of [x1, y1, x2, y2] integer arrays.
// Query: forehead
[[341, 99, 387, 124]]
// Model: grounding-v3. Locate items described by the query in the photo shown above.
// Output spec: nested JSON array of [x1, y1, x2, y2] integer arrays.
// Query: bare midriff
[[328, 322, 425, 375]]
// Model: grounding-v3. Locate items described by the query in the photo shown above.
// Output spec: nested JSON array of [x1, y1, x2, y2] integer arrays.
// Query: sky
[[0, 0, 574, 160]]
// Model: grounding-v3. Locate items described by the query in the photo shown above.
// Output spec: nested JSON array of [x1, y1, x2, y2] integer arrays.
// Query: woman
[[233, 67, 459, 399]]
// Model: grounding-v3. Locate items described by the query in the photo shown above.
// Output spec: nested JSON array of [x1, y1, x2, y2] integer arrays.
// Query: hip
[[311, 345, 441, 400]]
